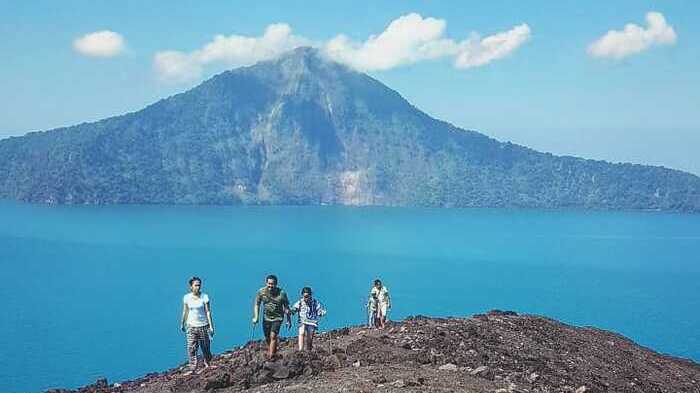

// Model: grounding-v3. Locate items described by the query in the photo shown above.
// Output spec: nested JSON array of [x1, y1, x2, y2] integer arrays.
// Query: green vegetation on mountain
[[1, 47, 698, 210]]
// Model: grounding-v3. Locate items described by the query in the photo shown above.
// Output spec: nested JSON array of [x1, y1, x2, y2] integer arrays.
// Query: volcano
[[1, 47, 698, 210]]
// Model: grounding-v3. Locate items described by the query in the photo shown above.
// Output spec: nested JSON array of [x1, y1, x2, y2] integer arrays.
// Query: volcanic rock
[[51, 311, 700, 392]]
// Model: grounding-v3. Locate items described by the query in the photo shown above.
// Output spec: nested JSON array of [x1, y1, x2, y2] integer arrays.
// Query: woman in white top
[[370, 279, 391, 329], [180, 276, 214, 374]]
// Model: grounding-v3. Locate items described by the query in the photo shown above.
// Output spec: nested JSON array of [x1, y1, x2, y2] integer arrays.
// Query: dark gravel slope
[[49, 311, 700, 393]]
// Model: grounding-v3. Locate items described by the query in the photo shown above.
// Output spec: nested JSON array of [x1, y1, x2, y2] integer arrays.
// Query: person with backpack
[[252, 274, 291, 359], [290, 287, 326, 351], [180, 276, 214, 374]]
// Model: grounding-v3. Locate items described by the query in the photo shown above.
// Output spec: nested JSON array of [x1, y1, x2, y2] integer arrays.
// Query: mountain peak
[[265, 46, 344, 81], [282, 46, 323, 61], [219, 45, 385, 108]]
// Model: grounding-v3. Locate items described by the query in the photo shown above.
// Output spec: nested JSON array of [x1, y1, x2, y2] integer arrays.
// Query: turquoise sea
[[0, 200, 698, 393]]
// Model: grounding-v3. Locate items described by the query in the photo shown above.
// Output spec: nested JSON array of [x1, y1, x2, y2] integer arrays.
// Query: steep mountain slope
[[1, 47, 699, 210]]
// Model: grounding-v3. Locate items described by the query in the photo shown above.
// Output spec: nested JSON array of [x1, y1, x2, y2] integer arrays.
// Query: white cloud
[[153, 14, 531, 83], [73, 30, 125, 58], [153, 51, 202, 84], [323, 13, 530, 71], [454, 24, 531, 69], [153, 24, 310, 83], [324, 13, 455, 71], [588, 12, 677, 59]]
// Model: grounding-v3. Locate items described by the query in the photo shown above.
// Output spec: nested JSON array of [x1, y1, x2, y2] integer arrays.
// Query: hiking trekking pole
[[246, 322, 255, 364]]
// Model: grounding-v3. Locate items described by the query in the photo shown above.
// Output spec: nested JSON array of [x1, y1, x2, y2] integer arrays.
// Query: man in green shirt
[[252, 274, 291, 359]]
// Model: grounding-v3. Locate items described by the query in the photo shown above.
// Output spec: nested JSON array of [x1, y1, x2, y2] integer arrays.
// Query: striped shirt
[[291, 298, 326, 327]]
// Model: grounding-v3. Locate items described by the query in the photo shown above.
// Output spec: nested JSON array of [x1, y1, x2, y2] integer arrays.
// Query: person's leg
[[187, 327, 200, 371], [268, 321, 282, 359], [380, 304, 388, 328], [186, 327, 198, 372], [297, 325, 305, 351], [269, 331, 278, 358], [307, 325, 316, 350], [263, 320, 274, 357], [200, 327, 213, 367], [263, 321, 272, 345]]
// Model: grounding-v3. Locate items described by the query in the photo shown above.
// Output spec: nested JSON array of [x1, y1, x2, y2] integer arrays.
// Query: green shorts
[[263, 320, 282, 339]]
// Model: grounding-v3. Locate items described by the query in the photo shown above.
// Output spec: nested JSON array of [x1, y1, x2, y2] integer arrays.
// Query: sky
[[1, 0, 699, 175]]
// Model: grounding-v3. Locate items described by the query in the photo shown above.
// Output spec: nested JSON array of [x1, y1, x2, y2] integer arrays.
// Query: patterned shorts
[[186, 325, 212, 369]]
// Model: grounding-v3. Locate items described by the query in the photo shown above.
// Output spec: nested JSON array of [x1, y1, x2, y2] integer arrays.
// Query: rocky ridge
[[48, 311, 700, 393]]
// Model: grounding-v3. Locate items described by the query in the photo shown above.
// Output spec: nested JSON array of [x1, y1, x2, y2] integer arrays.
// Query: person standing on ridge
[[366, 291, 379, 328], [370, 279, 391, 329], [290, 287, 326, 351], [180, 276, 215, 374], [253, 274, 291, 359]]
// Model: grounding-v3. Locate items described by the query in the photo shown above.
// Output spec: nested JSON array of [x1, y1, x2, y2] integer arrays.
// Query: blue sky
[[1, 0, 699, 174]]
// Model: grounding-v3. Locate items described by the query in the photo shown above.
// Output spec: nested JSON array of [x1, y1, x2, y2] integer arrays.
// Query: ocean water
[[0, 200, 698, 393]]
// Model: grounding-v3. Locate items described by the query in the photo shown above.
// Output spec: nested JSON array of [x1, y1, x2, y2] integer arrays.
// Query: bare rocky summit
[[49, 311, 700, 393]]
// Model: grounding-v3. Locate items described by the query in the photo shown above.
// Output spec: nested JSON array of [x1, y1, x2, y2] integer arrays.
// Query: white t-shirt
[[183, 293, 210, 327], [371, 286, 390, 305]]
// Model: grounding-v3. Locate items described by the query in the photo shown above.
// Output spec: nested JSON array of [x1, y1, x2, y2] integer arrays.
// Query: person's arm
[[205, 298, 214, 335], [290, 300, 300, 315], [252, 291, 261, 324], [283, 293, 292, 328], [181, 302, 188, 332], [385, 288, 391, 309], [318, 301, 327, 317]]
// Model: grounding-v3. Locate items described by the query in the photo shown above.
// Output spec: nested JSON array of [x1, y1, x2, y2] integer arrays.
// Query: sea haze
[[0, 200, 698, 393]]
